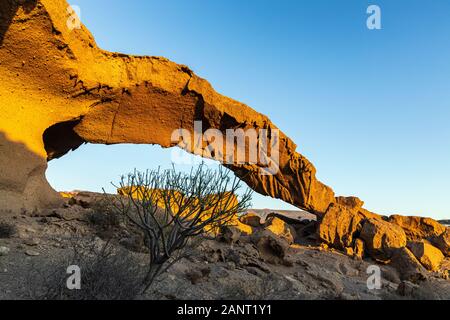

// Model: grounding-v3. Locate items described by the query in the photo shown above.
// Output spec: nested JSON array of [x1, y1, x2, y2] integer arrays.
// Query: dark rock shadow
[[43, 118, 87, 161]]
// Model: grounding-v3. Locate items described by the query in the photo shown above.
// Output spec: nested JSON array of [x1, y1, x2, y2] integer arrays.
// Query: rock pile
[[230, 200, 449, 281]]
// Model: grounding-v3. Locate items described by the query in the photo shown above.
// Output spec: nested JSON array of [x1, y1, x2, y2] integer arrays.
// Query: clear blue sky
[[47, 0, 450, 219]]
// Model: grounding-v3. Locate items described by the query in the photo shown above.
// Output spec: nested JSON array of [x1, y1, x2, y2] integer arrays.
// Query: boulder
[[252, 230, 290, 261], [219, 225, 241, 244], [233, 221, 253, 236], [389, 215, 446, 241], [389, 247, 427, 282], [360, 218, 407, 259], [264, 216, 295, 244], [406, 241, 444, 271], [431, 229, 450, 257], [240, 212, 263, 228], [0, 246, 10, 256], [61, 191, 105, 209], [317, 203, 363, 249]]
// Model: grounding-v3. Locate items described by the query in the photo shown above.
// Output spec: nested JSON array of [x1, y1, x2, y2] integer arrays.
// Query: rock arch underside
[[1, 0, 449, 267]]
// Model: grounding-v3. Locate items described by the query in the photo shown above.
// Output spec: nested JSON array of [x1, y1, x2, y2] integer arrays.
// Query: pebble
[[25, 250, 40, 257], [0, 246, 10, 256], [23, 238, 40, 246]]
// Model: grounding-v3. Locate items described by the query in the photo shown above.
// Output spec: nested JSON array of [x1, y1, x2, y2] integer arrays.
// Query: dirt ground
[[0, 202, 449, 300]]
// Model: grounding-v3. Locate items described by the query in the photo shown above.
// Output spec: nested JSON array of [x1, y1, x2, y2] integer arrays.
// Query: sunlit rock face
[[0, 0, 337, 215]]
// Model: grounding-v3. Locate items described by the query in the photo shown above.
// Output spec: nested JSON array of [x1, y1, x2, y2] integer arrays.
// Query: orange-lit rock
[[335, 196, 364, 210], [390, 247, 427, 281], [117, 186, 243, 234], [1, 1, 444, 275], [317, 204, 363, 250], [0, 0, 337, 216], [239, 212, 263, 228], [264, 216, 295, 244], [117, 186, 183, 212], [389, 215, 446, 241], [406, 241, 444, 271], [432, 229, 450, 257], [232, 220, 253, 235], [360, 218, 407, 260], [353, 238, 365, 260]]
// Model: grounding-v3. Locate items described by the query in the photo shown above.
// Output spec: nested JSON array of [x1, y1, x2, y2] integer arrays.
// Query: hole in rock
[[43, 119, 86, 161], [45, 143, 299, 211]]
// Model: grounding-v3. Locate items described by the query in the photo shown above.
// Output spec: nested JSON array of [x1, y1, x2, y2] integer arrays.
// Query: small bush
[[88, 211, 122, 229], [88, 197, 127, 241], [111, 164, 252, 293], [0, 222, 16, 238], [89, 196, 123, 229], [26, 238, 145, 300]]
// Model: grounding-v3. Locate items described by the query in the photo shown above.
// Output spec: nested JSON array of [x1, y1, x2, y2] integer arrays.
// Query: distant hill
[[246, 209, 316, 223], [439, 220, 450, 226]]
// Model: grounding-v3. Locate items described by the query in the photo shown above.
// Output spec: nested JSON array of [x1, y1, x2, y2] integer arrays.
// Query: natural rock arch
[[0, 0, 338, 215]]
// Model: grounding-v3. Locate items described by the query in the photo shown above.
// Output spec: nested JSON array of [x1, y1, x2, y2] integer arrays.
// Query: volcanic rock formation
[[1, 0, 449, 268], [0, 0, 335, 215]]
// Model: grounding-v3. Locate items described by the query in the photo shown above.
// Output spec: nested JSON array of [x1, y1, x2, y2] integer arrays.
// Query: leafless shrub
[[88, 196, 123, 229], [220, 274, 295, 300], [110, 164, 252, 292], [26, 238, 144, 300], [87, 195, 130, 241], [0, 221, 16, 238]]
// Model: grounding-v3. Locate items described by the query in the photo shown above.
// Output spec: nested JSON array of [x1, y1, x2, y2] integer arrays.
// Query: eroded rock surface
[[407, 241, 444, 271], [317, 203, 363, 250], [389, 215, 446, 241], [0, 0, 337, 215], [360, 218, 407, 260]]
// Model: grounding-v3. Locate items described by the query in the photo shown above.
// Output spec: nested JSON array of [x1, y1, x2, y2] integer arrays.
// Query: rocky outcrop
[[433, 229, 450, 257], [389, 215, 449, 258], [315, 204, 448, 274], [0, 0, 337, 215], [360, 218, 407, 260], [390, 247, 427, 282], [407, 241, 444, 271], [389, 215, 446, 241], [239, 212, 263, 228], [317, 203, 363, 250], [264, 216, 296, 245], [238, 212, 295, 245]]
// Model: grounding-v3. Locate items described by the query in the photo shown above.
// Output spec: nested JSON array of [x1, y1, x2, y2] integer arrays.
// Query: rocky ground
[[0, 192, 449, 300]]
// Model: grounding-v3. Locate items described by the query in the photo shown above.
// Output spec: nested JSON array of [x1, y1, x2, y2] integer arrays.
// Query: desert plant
[[0, 221, 16, 238], [111, 164, 252, 292], [88, 195, 124, 228], [26, 237, 144, 300]]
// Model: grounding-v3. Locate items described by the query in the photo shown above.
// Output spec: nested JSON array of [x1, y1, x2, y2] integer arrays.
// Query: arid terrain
[[1, 0, 449, 301], [0, 192, 449, 300]]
